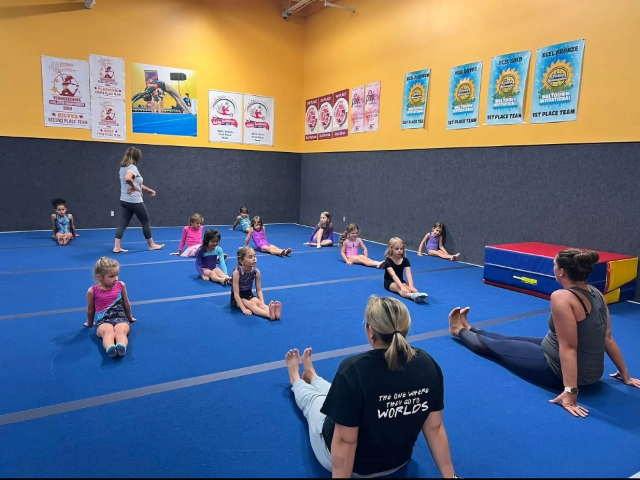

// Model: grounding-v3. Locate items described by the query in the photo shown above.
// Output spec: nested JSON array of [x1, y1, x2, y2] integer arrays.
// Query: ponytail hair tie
[[393, 331, 401, 336]]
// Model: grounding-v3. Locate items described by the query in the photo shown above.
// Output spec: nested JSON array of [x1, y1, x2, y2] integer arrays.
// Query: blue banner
[[446, 61, 482, 130], [530, 39, 585, 124], [485, 51, 531, 125], [401, 69, 430, 130]]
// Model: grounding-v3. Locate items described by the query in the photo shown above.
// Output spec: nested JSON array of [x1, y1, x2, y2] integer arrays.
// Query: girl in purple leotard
[[418, 222, 460, 260], [244, 216, 292, 257]]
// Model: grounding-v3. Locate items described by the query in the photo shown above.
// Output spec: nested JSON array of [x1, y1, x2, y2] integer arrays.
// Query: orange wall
[[302, 0, 640, 152], [0, 0, 304, 152]]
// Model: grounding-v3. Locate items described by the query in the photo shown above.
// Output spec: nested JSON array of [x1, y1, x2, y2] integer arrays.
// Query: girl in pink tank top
[[338, 224, 384, 268], [84, 257, 136, 358], [244, 215, 292, 257]]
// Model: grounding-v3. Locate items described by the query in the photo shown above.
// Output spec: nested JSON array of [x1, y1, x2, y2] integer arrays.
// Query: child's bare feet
[[376, 261, 384, 269], [268, 301, 276, 321], [284, 248, 292, 256], [285, 349, 301, 385], [301, 348, 317, 384], [459, 306, 471, 329], [274, 301, 282, 320], [448, 307, 467, 337]]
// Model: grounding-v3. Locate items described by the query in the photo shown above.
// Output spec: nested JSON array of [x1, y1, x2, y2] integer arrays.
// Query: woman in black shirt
[[285, 295, 458, 478]]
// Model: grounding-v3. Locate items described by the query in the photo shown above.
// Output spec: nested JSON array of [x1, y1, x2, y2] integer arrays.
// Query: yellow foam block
[[604, 288, 621, 304], [606, 258, 638, 292]]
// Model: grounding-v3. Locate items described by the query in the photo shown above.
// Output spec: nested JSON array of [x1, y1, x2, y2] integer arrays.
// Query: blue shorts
[[95, 317, 130, 329]]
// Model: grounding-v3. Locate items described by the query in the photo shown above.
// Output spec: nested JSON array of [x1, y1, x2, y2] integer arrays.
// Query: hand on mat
[[610, 371, 640, 387], [83, 322, 93, 327], [550, 391, 589, 417], [346, 260, 353, 265], [417, 252, 423, 256], [201, 275, 209, 281], [170, 252, 180, 256], [129, 317, 137, 323], [242, 309, 252, 316]]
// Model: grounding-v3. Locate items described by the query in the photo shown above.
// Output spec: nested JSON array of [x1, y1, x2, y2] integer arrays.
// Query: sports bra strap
[[567, 287, 590, 318]]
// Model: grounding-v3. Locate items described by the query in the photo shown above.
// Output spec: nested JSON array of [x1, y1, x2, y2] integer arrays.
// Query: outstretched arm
[[602, 293, 640, 386], [418, 233, 430, 256], [69, 214, 78, 236], [359, 239, 368, 258], [231, 215, 240, 230], [340, 241, 350, 264], [438, 236, 449, 254], [243, 228, 253, 248], [422, 411, 455, 478], [51, 214, 57, 238], [84, 288, 95, 327], [121, 282, 136, 322]]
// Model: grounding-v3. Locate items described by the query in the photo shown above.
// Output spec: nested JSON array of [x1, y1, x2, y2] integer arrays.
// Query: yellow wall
[[0, 0, 304, 152], [303, 0, 640, 152]]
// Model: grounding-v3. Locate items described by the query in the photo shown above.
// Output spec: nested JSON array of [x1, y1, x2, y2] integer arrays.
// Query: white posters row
[[42, 55, 126, 141], [208, 91, 274, 146]]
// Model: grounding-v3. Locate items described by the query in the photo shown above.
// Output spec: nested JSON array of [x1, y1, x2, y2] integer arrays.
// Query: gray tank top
[[541, 286, 608, 386]]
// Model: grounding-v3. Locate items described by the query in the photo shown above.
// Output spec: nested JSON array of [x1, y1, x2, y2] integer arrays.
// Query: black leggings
[[458, 328, 564, 389], [115, 201, 152, 240]]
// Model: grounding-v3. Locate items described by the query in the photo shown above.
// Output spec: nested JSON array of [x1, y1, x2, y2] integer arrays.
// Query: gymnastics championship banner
[[243, 94, 274, 146], [350, 86, 364, 134], [91, 97, 126, 141], [305, 97, 319, 141], [401, 69, 430, 130], [364, 81, 381, 132], [318, 93, 333, 140], [209, 90, 242, 144], [41, 56, 90, 129], [530, 39, 585, 124], [89, 54, 125, 100], [130, 63, 197, 137], [446, 61, 482, 130], [332, 89, 349, 138], [485, 51, 531, 125]]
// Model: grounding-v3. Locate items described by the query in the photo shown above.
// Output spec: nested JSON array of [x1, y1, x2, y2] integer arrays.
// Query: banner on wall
[[350, 86, 364, 134], [209, 90, 242, 144], [332, 89, 349, 138], [41, 56, 90, 129], [89, 54, 125, 100], [305, 98, 319, 141], [530, 39, 585, 124], [243, 94, 274, 146], [447, 61, 482, 130], [364, 81, 381, 132], [401, 69, 430, 130], [91, 97, 126, 141], [318, 93, 333, 140], [485, 51, 531, 126], [130, 63, 197, 137]]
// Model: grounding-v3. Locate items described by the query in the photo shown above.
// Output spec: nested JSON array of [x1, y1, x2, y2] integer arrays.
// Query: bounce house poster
[[130, 63, 197, 137], [530, 39, 585, 124], [446, 61, 482, 130], [485, 51, 531, 126]]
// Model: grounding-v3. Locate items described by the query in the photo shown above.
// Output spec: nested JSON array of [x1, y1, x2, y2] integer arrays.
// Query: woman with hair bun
[[285, 295, 457, 478], [449, 248, 640, 418]]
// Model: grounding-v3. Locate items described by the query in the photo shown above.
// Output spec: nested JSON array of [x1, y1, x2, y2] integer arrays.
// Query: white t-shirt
[[119, 165, 144, 203]]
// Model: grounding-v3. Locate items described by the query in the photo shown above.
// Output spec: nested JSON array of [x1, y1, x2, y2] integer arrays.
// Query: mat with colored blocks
[[483, 242, 638, 304]]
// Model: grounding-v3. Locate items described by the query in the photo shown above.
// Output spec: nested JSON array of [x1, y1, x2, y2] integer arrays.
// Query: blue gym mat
[[1, 224, 638, 477]]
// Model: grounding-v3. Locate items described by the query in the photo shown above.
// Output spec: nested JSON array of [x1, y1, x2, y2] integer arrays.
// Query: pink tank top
[[345, 239, 360, 257], [93, 281, 123, 315]]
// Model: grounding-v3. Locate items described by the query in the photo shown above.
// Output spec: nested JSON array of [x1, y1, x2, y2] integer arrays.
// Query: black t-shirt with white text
[[384, 257, 410, 284], [320, 348, 444, 476]]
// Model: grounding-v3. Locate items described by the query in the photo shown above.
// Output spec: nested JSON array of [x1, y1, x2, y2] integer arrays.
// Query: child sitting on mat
[[230, 206, 252, 233], [196, 229, 232, 286], [244, 216, 292, 257], [51, 197, 78, 246], [171, 213, 204, 257], [384, 237, 428, 303], [304, 211, 334, 248], [231, 246, 282, 320], [418, 222, 460, 260], [84, 257, 136, 358], [339, 223, 383, 268]]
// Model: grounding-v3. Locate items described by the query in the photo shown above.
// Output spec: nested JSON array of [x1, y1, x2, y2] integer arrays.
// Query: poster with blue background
[[446, 61, 482, 129], [401, 69, 430, 130], [530, 39, 585, 124], [485, 51, 531, 125]]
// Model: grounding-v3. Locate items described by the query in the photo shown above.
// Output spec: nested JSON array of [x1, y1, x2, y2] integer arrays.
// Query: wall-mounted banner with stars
[[41, 55, 91, 129]]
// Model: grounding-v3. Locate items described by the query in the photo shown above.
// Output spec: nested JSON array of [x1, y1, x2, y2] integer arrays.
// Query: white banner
[[208, 90, 242, 144], [42, 56, 90, 129], [91, 98, 126, 141], [243, 94, 274, 146], [89, 54, 125, 100], [350, 86, 364, 134]]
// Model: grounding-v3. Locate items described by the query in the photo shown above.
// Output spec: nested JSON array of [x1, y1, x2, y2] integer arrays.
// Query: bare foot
[[113, 248, 128, 253], [274, 301, 282, 320], [268, 301, 276, 321], [284, 248, 292, 256], [149, 243, 164, 251], [376, 261, 384, 269], [448, 307, 467, 337], [285, 349, 301, 385], [459, 306, 471, 329], [301, 348, 317, 384]]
